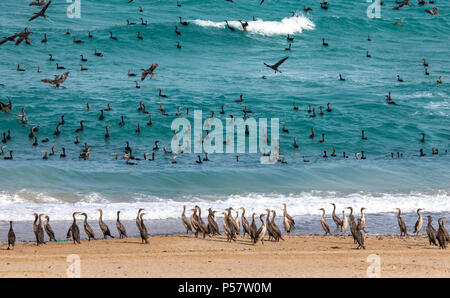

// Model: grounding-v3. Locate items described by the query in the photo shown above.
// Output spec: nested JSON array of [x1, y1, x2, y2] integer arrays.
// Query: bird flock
[[0, 0, 448, 252], [0, 0, 447, 166], [3, 205, 449, 250], [5, 208, 149, 249]]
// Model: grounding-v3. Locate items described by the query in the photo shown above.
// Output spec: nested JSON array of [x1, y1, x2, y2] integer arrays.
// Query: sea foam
[[192, 15, 315, 36], [0, 190, 448, 221]]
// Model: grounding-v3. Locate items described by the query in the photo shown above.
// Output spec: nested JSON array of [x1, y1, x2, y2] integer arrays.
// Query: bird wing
[[41, 0, 51, 13], [273, 56, 288, 68], [141, 71, 148, 81], [150, 64, 158, 72], [0, 34, 17, 45], [15, 35, 26, 44], [28, 13, 41, 22], [41, 78, 55, 84], [58, 72, 69, 83], [286, 213, 295, 225]]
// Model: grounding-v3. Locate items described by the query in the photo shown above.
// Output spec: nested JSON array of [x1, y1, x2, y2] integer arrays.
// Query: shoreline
[[0, 234, 448, 278]]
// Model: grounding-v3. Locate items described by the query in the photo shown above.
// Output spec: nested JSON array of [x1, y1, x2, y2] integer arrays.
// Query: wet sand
[[0, 234, 448, 278]]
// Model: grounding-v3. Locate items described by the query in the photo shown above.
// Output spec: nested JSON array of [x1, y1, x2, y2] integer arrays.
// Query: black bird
[[158, 88, 167, 98], [264, 57, 288, 73], [119, 115, 125, 126], [69, 212, 81, 244], [116, 211, 127, 238], [94, 49, 103, 57], [426, 216, 438, 246], [60, 147, 66, 158], [16, 63, 25, 72], [53, 123, 61, 136], [436, 217, 449, 249], [41, 33, 47, 43], [179, 16, 189, 26], [43, 215, 57, 241], [225, 21, 235, 31], [80, 55, 87, 62], [72, 36, 82, 43], [29, 0, 51, 22], [7, 221, 15, 250], [175, 26, 181, 35], [0, 97, 12, 113], [141, 64, 158, 81], [4, 150, 13, 160], [109, 32, 117, 40]]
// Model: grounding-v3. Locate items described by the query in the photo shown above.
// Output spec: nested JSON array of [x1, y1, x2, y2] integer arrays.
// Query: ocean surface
[[0, 0, 449, 238]]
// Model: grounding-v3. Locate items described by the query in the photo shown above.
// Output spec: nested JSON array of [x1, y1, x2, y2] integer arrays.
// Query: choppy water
[[0, 0, 449, 236]]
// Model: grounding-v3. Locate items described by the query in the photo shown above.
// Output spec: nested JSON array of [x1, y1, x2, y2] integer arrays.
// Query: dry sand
[[0, 234, 448, 278]]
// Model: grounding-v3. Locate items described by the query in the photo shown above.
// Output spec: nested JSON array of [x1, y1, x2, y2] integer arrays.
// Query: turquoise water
[[0, 0, 449, 224]]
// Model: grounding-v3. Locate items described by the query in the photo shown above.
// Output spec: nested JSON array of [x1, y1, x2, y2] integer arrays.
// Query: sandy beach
[[0, 234, 448, 278]]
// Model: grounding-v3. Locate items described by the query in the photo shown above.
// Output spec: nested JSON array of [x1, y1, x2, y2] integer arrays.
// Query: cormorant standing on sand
[[426, 216, 438, 246], [97, 209, 114, 239], [7, 221, 15, 250], [81, 213, 96, 241], [116, 211, 127, 238], [318, 208, 331, 235], [181, 205, 192, 234], [395, 208, 408, 236]]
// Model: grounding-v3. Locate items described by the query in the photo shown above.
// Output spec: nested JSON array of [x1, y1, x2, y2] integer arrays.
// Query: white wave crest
[[0, 190, 449, 221], [192, 15, 315, 36]]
